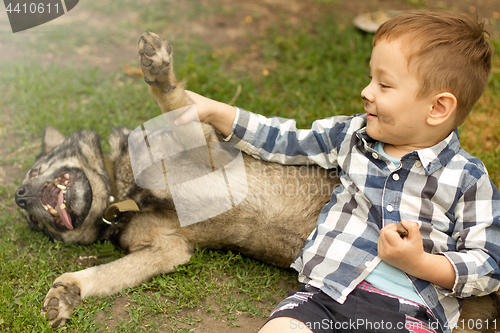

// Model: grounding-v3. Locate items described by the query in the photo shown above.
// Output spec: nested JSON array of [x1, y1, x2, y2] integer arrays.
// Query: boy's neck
[[381, 129, 455, 159], [382, 144, 415, 159]]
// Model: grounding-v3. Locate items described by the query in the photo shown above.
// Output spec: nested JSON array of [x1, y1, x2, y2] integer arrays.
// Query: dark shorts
[[267, 281, 441, 333]]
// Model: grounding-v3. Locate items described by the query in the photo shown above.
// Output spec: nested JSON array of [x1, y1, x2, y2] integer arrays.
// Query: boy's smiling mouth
[[363, 98, 377, 119]]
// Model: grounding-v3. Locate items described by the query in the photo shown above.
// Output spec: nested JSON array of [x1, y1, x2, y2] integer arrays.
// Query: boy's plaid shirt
[[227, 108, 500, 333]]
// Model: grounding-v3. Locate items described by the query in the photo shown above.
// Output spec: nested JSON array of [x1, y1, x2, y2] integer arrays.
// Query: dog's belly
[[177, 157, 337, 268]]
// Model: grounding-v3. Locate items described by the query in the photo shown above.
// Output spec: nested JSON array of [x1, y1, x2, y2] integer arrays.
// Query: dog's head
[[15, 126, 112, 244]]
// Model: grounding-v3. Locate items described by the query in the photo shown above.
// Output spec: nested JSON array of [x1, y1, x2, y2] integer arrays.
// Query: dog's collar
[[104, 156, 118, 201], [102, 199, 140, 225], [102, 157, 140, 225]]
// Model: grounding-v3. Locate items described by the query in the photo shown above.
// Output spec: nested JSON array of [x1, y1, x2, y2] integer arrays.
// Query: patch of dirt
[[186, 311, 268, 333], [94, 294, 269, 332], [164, 297, 270, 333], [1, 0, 498, 74]]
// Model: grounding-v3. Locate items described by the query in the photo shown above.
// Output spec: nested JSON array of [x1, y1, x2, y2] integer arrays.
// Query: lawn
[[0, 0, 499, 332]]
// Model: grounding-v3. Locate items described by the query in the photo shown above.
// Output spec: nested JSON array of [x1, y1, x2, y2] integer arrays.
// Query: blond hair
[[373, 11, 492, 126]]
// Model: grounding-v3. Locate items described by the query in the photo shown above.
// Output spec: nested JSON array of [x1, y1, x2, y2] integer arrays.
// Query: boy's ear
[[427, 92, 457, 126]]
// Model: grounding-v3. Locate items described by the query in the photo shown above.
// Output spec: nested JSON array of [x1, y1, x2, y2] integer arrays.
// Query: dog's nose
[[15, 187, 28, 208]]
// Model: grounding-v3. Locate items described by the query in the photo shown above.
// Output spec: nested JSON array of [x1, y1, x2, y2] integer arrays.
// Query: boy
[[175, 11, 500, 333]]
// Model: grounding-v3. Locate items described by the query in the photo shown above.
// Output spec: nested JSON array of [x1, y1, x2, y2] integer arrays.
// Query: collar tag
[[103, 199, 140, 224]]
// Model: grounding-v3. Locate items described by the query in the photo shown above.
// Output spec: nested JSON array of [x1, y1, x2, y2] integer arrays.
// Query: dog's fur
[[14, 33, 499, 332]]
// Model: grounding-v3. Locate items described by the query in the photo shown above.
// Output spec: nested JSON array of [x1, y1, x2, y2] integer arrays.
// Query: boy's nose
[[361, 77, 378, 102], [361, 86, 373, 103]]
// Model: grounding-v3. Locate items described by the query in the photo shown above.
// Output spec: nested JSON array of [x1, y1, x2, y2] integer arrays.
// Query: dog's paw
[[138, 32, 175, 91], [41, 282, 81, 328]]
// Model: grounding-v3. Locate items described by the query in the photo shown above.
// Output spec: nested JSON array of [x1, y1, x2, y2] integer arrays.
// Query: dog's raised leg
[[138, 32, 220, 143], [138, 32, 192, 113]]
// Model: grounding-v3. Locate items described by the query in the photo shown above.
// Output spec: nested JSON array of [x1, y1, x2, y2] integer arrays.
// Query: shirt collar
[[356, 126, 461, 175], [416, 129, 460, 174]]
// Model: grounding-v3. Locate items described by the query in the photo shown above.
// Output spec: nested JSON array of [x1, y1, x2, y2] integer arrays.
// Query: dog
[[14, 32, 499, 332]]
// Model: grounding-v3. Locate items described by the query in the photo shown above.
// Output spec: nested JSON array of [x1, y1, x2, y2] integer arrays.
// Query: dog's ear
[[42, 126, 65, 154]]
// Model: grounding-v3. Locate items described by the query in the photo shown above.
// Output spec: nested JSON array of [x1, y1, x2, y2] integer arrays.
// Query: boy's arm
[[175, 91, 236, 137], [438, 174, 500, 297], [378, 219, 456, 290], [379, 174, 500, 297], [177, 91, 348, 168]]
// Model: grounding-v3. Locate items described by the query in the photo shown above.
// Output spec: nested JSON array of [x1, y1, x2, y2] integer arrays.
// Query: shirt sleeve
[[225, 107, 353, 169], [438, 174, 500, 298]]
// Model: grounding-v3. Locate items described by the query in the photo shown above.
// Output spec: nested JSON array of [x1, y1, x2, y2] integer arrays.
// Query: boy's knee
[[259, 317, 313, 333]]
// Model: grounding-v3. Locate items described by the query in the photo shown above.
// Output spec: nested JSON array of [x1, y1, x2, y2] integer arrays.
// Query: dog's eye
[[29, 169, 39, 178]]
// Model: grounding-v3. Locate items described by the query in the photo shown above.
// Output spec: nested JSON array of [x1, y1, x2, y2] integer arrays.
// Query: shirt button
[[365, 261, 373, 268], [372, 152, 379, 159], [392, 174, 400, 181], [386, 205, 394, 212], [415, 161, 422, 168]]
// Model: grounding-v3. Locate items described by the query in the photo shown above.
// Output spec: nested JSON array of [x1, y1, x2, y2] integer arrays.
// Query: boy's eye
[[379, 82, 390, 89]]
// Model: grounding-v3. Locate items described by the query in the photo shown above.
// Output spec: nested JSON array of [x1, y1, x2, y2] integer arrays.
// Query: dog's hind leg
[[138, 32, 192, 113], [41, 233, 193, 327]]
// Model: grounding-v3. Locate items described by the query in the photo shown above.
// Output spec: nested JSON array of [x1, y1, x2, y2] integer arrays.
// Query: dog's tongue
[[56, 190, 73, 230]]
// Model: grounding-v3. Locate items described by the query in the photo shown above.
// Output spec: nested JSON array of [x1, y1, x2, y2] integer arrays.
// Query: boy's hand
[[378, 219, 425, 273], [175, 91, 236, 137], [175, 91, 216, 124], [378, 219, 456, 290]]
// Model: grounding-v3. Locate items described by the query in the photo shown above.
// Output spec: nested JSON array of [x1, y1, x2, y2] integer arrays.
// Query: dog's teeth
[[48, 207, 59, 216], [59, 203, 66, 210], [57, 184, 67, 190]]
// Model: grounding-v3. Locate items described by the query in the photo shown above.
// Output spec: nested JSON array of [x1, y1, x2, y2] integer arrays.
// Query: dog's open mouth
[[40, 171, 77, 230]]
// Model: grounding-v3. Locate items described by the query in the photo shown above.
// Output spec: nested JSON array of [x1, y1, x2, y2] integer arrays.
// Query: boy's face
[[361, 38, 435, 148]]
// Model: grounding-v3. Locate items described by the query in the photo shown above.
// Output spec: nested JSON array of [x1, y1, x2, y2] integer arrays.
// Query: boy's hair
[[373, 11, 492, 126]]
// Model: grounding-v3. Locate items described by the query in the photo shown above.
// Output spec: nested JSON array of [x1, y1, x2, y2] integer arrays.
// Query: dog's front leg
[[41, 234, 193, 327], [138, 32, 192, 113]]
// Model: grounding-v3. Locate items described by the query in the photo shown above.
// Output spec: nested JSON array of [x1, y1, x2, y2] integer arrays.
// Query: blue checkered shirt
[[227, 108, 500, 333]]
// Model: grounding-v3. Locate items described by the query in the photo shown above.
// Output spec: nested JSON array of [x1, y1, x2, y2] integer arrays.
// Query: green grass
[[0, 1, 499, 332]]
